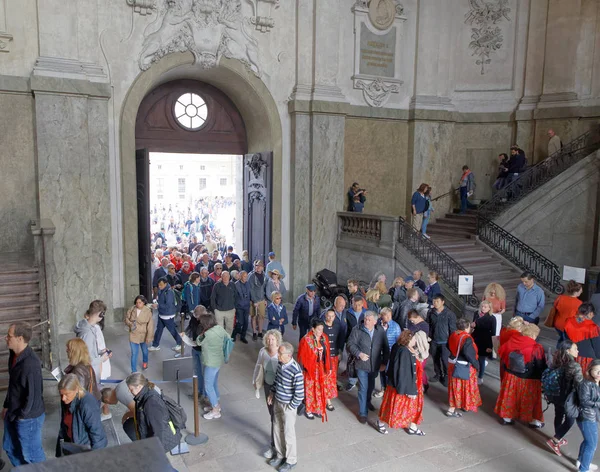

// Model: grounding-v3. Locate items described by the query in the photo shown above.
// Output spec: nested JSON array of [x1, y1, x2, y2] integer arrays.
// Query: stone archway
[[120, 52, 283, 306]]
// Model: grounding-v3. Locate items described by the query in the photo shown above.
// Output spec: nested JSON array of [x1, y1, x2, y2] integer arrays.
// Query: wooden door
[[136, 149, 152, 300], [243, 152, 273, 265]]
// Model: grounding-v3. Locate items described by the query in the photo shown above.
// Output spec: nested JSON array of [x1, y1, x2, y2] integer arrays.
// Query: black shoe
[[0, 458, 5, 470], [258, 332, 263, 339], [253, 333, 258, 341], [231, 335, 237, 342], [431, 375, 440, 383], [358, 416, 367, 424], [440, 377, 447, 387], [423, 383, 429, 394], [367, 403, 376, 412], [240, 337, 248, 344], [279, 463, 296, 472]]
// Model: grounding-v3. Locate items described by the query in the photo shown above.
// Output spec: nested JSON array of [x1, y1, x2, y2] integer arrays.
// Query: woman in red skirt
[[495, 323, 547, 427], [446, 318, 482, 417], [497, 316, 525, 380], [323, 309, 345, 411], [298, 318, 331, 421], [377, 330, 425, 436], [564, 303, 600, 374]]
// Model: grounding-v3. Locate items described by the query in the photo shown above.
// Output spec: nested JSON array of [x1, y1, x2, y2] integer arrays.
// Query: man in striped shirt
[[267, 342, 304, 471]]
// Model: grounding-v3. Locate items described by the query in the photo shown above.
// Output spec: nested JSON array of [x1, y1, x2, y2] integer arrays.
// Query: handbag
[[543, 307, 556, 328], [508, 351, 527, 374], [347, 355, 357, 379], [448, 336, 471, 380], [564, 389, 580, 419], [254, 364, 265, 391]]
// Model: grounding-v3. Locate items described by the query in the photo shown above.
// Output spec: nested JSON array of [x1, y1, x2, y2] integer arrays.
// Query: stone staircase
[[426, 210, 523, 301], [0, 265, 44, 390]]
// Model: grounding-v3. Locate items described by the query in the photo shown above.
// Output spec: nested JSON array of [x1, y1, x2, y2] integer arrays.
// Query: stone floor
[[0, 309, 595, 471]]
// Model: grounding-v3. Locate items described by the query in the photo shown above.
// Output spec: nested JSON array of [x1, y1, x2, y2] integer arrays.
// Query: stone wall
[[495, 151, 600, 269], [0, 88, 37, 253], [344, 117, 408, 217]]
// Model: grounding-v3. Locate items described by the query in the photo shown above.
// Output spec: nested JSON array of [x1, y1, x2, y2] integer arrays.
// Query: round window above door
[[173, 93, 208, 130]]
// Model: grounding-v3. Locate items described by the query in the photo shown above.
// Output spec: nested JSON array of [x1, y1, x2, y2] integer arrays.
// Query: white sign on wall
[[458, 275, 474, 296], [563, 266, 586, 284]]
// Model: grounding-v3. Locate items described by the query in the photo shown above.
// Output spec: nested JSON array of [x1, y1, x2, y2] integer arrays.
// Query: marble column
[[32, 78, 113, 333]]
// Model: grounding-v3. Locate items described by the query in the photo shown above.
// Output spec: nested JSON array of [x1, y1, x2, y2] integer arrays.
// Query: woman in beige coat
[[125, 295, 155, 373]]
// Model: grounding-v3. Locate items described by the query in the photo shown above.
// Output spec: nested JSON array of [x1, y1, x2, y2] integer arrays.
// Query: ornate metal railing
[[398, 216, 479, 307], [339, 213, 382, 240], [479, 127, 600, 220], [477, 217, 564, 294]]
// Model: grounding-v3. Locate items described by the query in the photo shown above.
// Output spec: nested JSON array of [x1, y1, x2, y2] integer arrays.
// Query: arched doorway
[[120, 53, 283, 306]]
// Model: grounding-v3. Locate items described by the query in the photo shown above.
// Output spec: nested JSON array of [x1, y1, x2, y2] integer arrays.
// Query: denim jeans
[[356, 369, 377, 417], [191, 348, 205, 395], [554, 403, 575, 440], [555, 329, 567, 349], [204, 366, 221, 407], [478, 355, 488, 380], [577, 420, 598, 471], [152, 316, 183, 347], [519, 313, 539, 325], [3, 414, 46, 466], [232, 307, 249, 340], [379, 371, 387, 390], [130, 341, 148, 372], [421, 214, 430, 234]]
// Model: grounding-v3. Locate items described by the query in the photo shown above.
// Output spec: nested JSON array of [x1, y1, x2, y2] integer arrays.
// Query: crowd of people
[[5, 242, 600, 472]]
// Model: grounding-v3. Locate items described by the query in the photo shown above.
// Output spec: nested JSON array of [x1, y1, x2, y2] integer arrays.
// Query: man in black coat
[[428, 294, 457, 387], [198, 267, 214, 309], [346, 311, 389, 424]]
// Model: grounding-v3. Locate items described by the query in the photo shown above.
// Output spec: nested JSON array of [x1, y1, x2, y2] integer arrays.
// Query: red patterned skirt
[[324, 356, 339, 399], [379, 361, 424, 428], [304, 365, 327, 416], [494, 372, 544, 422], [447, 364, 482, 412], [577, 356, 593, 374]]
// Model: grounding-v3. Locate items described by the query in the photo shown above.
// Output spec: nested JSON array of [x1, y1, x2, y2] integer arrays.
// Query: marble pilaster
[[34, 90, 113, 333]]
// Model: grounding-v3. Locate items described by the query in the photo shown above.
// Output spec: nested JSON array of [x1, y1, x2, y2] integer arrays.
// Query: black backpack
[[161, 392, 187, 430]]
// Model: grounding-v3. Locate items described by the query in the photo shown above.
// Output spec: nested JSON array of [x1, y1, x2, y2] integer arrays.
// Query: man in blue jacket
[[149, 278, 182, 352], [292, 284, 321, 340], [344, 294, 367, 391]]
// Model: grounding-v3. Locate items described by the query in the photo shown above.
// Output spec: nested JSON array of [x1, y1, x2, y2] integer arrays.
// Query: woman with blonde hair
[[389, 277, 406, 304], [483, 283, 506, 315], [252, 329, 283, 459], [472, 300, 497, 385], [365, 288, 381, 313], [56, 374, 107, 456], [495, 324, 546, 427], [64, 338, 101, 403]]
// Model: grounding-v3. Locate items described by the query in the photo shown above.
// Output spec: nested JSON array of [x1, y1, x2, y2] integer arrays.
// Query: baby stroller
[[312, 269, 349, 309]]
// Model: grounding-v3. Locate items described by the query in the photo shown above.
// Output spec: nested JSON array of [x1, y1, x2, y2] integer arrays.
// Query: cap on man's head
[[404, 276, 415, 283], [352, 294, 364, 302], [268, 251, 276, 258], [306, 284, 316, 292], [227, 245, 234, 251]]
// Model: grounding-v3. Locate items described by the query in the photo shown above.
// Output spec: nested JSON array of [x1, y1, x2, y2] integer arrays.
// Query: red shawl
[[460, 169, 472, 184], [498, 333, 544, 366], [448, 331, 478, 359], [297, 333, 330, 422], [564, 317, 600, 343], [499, 327, 520, 346]]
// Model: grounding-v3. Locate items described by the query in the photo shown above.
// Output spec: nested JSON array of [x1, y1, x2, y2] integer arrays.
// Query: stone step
[[444, 213, 478, 222], [0, 280, 39, 296], [434, 240, 478, 250], [427, 227, 474, 239], [0, 271, 39, 284], [0, 292, 40, 308], [429, 221, 477, 233]]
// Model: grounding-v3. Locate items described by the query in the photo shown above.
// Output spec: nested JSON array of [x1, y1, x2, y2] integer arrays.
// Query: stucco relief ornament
[[368, 0, 402, 30], [355, 78, 400, 107], [246, 153, 268, 205], [464, 0, 511, 75], [138, 0, 261, 75]]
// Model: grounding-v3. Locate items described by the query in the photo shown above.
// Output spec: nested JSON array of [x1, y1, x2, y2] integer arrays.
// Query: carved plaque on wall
[[352, 0, 405, 108], [359, 23, 396, 78]]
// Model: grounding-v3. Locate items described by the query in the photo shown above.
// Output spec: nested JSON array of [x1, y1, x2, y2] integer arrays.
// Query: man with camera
[[347, 182, 367, 213]]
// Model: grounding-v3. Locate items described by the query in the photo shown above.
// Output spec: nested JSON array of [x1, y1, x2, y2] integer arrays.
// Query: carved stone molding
[[464, 0, 511, 75], [246, 0, 279, 33], [138, 0, 264, 76], [127, 0, 157, 15], [245, 153, 268, 206], [33, 57, 108, 83], [356, 78, 400, 107]]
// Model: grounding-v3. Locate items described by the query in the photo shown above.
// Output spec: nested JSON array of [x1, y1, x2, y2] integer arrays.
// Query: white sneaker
[[262, 447, 274, 459], [203, 410, 221, 420], [148, 346, 160, 352], [477, 378, 483, 385], [423, 233, 430, 239], [576, 460, 599, 471], [171, 345, 182, 351], [372, 390, 384, 398]]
